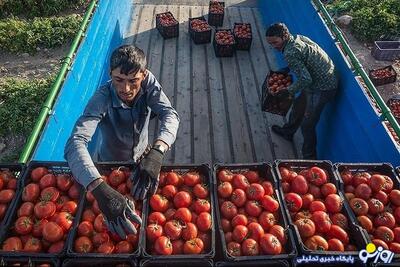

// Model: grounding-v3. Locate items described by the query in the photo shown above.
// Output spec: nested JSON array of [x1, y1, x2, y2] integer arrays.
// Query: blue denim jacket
[[64, 71, 180, 188]]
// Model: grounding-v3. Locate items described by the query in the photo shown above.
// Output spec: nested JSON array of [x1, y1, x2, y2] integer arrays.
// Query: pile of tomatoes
[[340, 168, 400, 252], [209, 1, 224, 14], [190, 19, 210, 32], [234, 24, 251, 39], [268, 73, 292, 94], [1, 166, 81, 253], [215, 31, 235, 46], [0, 169, 18, 221], [280, 165, 357, 252], [217, 168, 287, 256], [73, 167, 141, 254], [370, 67, 395, 80], [145, 170, 212, 255], [157, 12, 178, 27], [388, 99, 400, 119]]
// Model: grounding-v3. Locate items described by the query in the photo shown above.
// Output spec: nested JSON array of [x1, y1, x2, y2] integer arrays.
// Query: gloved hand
[[91, 181, 142, 239], [131, 148, 164, 200]]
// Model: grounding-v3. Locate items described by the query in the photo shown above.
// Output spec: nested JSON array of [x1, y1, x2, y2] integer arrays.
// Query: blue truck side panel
[[259, 0, 400, 165], [33, 0, 133, 161]]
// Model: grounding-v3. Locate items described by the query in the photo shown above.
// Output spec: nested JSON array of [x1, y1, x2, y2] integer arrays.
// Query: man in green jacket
[[266, 22, 338, 159]]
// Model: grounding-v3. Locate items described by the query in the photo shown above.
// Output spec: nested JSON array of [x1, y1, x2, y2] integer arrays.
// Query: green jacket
[[283, 34, 338, 95]]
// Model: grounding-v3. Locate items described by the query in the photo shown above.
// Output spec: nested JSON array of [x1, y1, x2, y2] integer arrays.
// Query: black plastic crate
[[62, 258, 136, 267], [386, 96, 400, 123], [213, 163, 297, 263], [0, 256, 60, 267], [213, 29, 235, 57], [333, 162, 400, 256], [208, 1, 224, 27], [140, 259, 213, 267], [0, 161, 83, 258], [371, 41, 400, 61], [273, 160, 369, 265], [141, 164, 216, 259], [233, 23, 252, 50], [66, 162, 143, 258], [368, 65, 397, 86], [156, 11, 179, 39], [0, 164, 25, 230], [261, 70, 293, 116], [189, 16, 212, 44]]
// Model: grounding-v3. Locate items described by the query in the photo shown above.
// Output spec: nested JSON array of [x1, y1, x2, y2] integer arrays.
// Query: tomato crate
[[371, 41, 400, 61], [66, 162, 143, 258], [156, 11, 179, 39], [273, 160, 369, 265], [0, 161, 84, 258], [140, 259, 213, 267], [189, 16, 212, 44], [333, 163, 400, 260], [233, 23, 252, 50], [368, 65, 397, 86], [261, 70, 293, 116], [213, 163, 297, 264], [208, 1, 225, 27], [0, 164, 25, 230], [141, 164, 216, 260], [0, 256, 60, 267], [213, 29, 235, 57], [62, 258, 136, 267], [386, 96, 400, 123]]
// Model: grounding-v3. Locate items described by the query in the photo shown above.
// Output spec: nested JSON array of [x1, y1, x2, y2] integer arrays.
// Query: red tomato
[[258, 212, 276, 231], [260, 195, 279, 213], [218, 182, 233, 198], [246, 183, 265, 201], [31, 167, 48, 182], [146, 223, 163, 242], [231, 214, 248, 227], [0, 189, 14, 204], [97, 241, 115, 254], [327, 225, 349, 244], [295, 218, 315, 238], [357, 215, 373, 233], [349, 198, 369, 216], [369, 174, 386, 192], [78, 221, 94, 237], [174, 207, 192, 223], [221, 218, 232, 232], [374, 226, 394, 243], [367, 198, 384, 215], [269, 225, 287, 245], [56, 174, 73, 192], [197, 212, 212, 232], [340, 170, 352, 185], [68, 183, 81, 200], [15, 216, 34, 235], [260, 233, 282, 254], [162, 185, 178, 200], [39, 174, 56, 189], [389, 190, 400, 206], [312, 211, 332, 233], [164, 208, 176, 221], [34, 201, 56, 219], [2, 237, 23, 251], [154, 236, 173, 255], [193, 199, 210, 214], [148, 211, 166, 226], [193, 183, 209, 199], [231, 188, 246, 207], [82, 209, 96, 223], [182, 222, 198, 241], [284, 193, 302, 212], [174, 191, 192, 208], [17, 202, 34, 218], [150, 194, 169, 212], [245, 200, 262, 217], [220, 201, 238, 219], [232, 224, 249, 244], [242, 238, 260, 256], [165, 172, 181, 186], [325, 194, 343, 213], [374, 212, 395, 228], [54, 211, 73, 232], [48, 240, 64, 253], [42, 222, 64, 243], [183, 172, 200, 186], [291, 175, 308, 194], [232, 174, 250, 190], [352, 172, 371, 187], [321, 183, 337, 197], [171, 239, 184, 254], [261, 181, 274, 196], [307, 167, 327, 186], [115, 240, 133, 253], [330, 213, 349, 230], [354, 184, 372, 200], [92, 232, 110, 247], [328, 238, 344, 251], [244, 171, 260, 183], [218, 169, 233, 182], [7, 179, 17, 190], [227, 241, 241, 256], [183, 237, 203, 254], [304, 235, 328, 251], [247, 222, 264, 242], [94, 214, 107, 233], [372, 239, 389, 250], [23, 237, 42, 252], [108, 169, 126, 188], [164, 220, 183, 240], [374, 191, 388, 205]]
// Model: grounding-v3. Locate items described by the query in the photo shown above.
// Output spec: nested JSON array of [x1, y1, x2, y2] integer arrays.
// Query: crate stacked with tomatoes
[[62, 257, 134, 267], [0, 162, 82, 257], [0, 165, 23, 228], [156, 11, 179, 39], [189, 16, 212, 44], [387, 96, 400, 124], [275, 160, 368, 258], [140, 258, 213, 267], [233, 23, 252, 50], [214, 163, 296, 264], [208, 1, 224, 27], [213, 29, 235, 57], [143, 165, 215, 258], [336, 163, 400, 255], [67, 163, 142, 258], [261, 70, 293, 116], [368, 65, 397, 86], [0, 256, 58, 267]]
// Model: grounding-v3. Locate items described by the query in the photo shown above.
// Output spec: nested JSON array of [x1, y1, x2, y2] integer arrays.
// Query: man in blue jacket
[[65, 45, 180, 239]]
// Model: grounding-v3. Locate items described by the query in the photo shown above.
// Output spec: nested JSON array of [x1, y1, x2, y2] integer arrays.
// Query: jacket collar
[[282, 34, 295, 52]]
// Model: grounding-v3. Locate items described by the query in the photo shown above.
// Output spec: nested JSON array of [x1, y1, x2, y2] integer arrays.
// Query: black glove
[[92, 181, 142, 239], [131, 148, 164, 200]]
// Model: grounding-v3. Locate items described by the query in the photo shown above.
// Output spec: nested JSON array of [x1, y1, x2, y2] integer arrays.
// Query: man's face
[[266, 36, 286, 51], [111, 67, 146, 106]]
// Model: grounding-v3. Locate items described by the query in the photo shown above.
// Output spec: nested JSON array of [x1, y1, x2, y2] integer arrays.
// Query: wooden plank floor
[[123, 3, 296, 164]]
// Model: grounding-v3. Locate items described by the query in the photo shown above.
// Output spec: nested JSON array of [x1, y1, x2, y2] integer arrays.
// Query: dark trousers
[[281, 90, 337, 159]]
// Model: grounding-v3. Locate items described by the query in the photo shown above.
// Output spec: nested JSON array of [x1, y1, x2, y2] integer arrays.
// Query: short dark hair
[[110, 45, 147, 75], [266, 23, 290, 38]]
